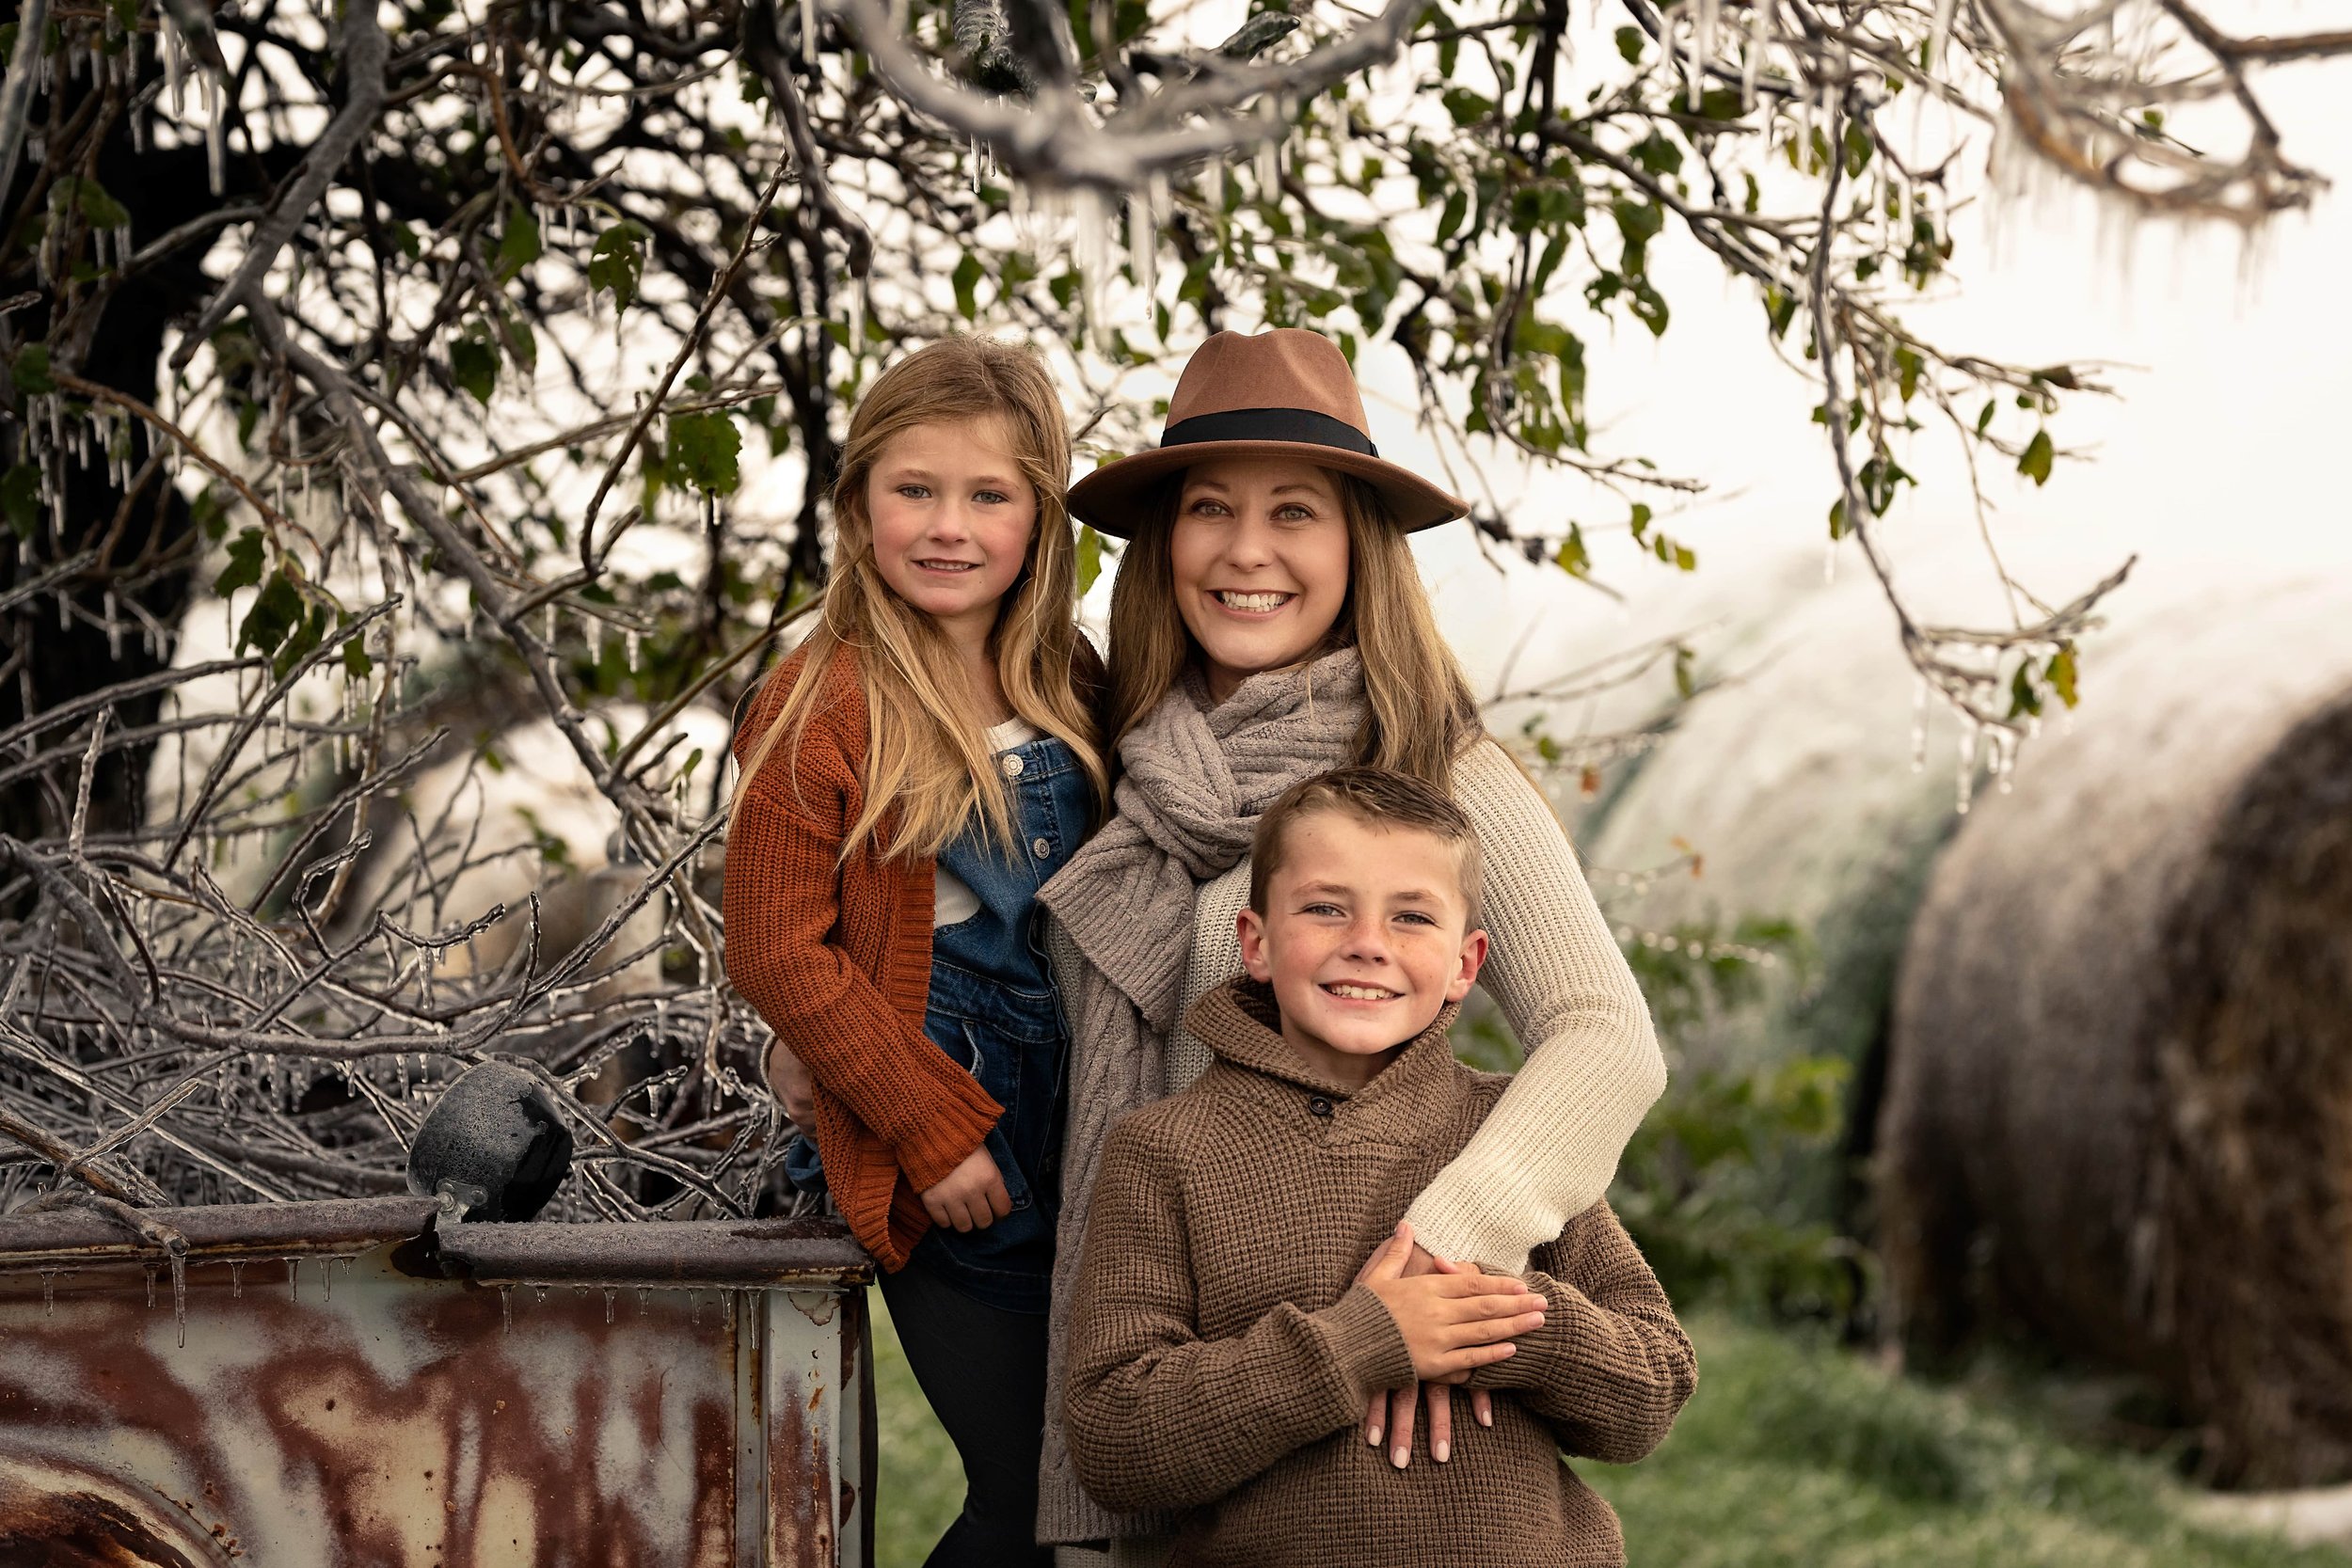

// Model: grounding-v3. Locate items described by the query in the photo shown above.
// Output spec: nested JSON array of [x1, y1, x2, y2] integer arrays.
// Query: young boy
[[1063, 767, 1694, 1565]]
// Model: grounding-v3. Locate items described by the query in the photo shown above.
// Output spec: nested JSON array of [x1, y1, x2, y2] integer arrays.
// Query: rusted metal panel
[[0, 1203, 875, 1566]]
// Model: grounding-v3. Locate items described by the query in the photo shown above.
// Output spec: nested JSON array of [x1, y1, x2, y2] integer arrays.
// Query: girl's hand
[[1353, 1234, 1500, 1465], [1360, 1222, 1545, 1407], [922, 1144, 1013, 1232], [764, 1037, 817, 1129]]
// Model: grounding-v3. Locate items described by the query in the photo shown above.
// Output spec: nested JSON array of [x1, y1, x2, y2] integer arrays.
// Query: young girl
[[723, 337, 1104, 1568]]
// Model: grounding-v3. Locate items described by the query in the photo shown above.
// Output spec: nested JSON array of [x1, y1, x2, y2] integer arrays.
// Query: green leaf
[[952, 253, 984, 322], [1436, 188, 1468, 245], [215, 528, 268, 594], [1554, 524, 1590, 578], [2007, 661, 2042, 721], [1629, 502, 1653, 542], [1075, 524, 1104, 595], [192, 483, 230, 542], [1440, 87, 1493, 127], [2018, 428, 2054, 486], [1843, 119, 1874, 177], [236, 568, 306, 657], [2048, 644, 2079, 707], [76, 178, 131, 231], [1, 464, 39, 539], [1674, 644, 1695, 699], [667, 410, 741, 496], [1975, 399, 1996, 436], [450, 329, 499, 407], [588, 222, 649, 311], [11, 342, 55, 395], [1614, 24, 1645, 62], [1894, 344, 1923, 404], [342, 633, 374, 680], [273, 602, 331, 680], [495, 201, 541, 282]]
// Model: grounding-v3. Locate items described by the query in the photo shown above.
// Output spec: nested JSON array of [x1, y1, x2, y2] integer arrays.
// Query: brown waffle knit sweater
[[1064, 979, 1695, 1566]]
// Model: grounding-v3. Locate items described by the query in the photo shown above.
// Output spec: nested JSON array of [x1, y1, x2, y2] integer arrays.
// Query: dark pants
[[880, 1250, 1052, 1568]]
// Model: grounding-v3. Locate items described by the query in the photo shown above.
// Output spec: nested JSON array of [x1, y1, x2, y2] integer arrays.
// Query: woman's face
[[1168, 457, 1351, 704]]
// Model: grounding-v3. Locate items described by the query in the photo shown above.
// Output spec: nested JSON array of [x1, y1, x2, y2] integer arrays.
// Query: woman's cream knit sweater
[[1041, 736, 1666, 1546]]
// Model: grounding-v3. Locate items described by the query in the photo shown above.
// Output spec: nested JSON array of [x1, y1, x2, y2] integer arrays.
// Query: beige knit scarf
[[1033, 645, 1368, 1544]]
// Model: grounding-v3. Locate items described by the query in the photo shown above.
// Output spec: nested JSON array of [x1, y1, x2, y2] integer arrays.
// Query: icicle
[[203, 71, 226, 198], [603, 1288, 616, 1323], [1691, 0, 1718, 109], [1955, 721, 1979, 815], [690, 1290, 702, 1325], [969, 134, 981, 197], [532, 1284, 548, 1305], [801, 0, 818, 64], [146, 1264, 158, 1307], [542, 603, 557, 649], [1929, 0, 1957, 68], [396, 1053, 411, 1099], [40, 1271, 55, 1317], [1255, 131, 1279, 200], [165, 19, 186, 115], [624, 628, 641, 673], [1128, 191, 1156, 305], [501, 1285, 514, 1333], [1742, 0, 1771, 111], [1910, 674, 1929, 772], [637, 1286, 651, 1314], [105, 592, 121, 659], [171, 1252, 187, 1348], [230, 1261, 244, 1299], [1073, 188, 1109, 354]]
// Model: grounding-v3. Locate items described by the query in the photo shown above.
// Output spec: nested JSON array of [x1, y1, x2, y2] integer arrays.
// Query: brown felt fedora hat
[[1067, 329, 1469, 537]]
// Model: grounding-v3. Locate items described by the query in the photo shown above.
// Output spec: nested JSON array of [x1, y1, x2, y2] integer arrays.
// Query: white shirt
[[933, 718, 1043, 927]]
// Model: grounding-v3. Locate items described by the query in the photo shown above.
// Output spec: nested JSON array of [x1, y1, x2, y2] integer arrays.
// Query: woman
[[1035, 327, 1665, 1551]]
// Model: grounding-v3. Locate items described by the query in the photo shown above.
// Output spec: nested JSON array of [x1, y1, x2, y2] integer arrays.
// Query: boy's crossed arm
[[1064, 1122, 1546, 1513], [1464, 1203, 1698, 1465]]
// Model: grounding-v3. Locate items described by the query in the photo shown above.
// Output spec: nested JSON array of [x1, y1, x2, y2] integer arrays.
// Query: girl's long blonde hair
[[1104, 469, 1483, 784], [735, 338, 1106, 860]]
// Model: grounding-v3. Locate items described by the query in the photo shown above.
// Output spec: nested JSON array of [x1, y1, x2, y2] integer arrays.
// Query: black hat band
[[1159, 406, 1378, 459]]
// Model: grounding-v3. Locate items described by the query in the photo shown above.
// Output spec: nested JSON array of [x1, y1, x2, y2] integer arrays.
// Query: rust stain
[[0, 1209, 872, 1566]]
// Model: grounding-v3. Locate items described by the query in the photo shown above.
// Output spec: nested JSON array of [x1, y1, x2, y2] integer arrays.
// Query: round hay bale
[[1879, 571, 2352, 1486]]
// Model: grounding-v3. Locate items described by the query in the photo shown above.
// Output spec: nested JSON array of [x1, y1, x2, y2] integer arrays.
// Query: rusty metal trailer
[[0, 1196, 876, 1566]]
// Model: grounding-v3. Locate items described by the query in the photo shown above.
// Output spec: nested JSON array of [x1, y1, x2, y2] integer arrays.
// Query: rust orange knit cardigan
[[722, 644, 1004, 1270]]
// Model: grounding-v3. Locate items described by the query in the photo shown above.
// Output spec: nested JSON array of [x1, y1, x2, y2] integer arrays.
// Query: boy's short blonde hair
[[1248, 767, 1484, 924]]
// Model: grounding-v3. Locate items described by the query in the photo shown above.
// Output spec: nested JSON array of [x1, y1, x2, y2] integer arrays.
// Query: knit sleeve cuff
[[1400, 1180, 1537, 1277], [1317, 1283, 1419, 1399]]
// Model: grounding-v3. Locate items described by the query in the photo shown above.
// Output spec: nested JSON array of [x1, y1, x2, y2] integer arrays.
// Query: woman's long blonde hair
[[734, 338, 1106, 860], [1104, 468, 1483, 784]]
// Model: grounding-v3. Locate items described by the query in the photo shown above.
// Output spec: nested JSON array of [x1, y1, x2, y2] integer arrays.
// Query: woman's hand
[[1354, 1231, 1502, 1465], [764, 1037, 817, 1129], [1359, 1224, 1543, 1467], [922, 1144, 1012, 1232]]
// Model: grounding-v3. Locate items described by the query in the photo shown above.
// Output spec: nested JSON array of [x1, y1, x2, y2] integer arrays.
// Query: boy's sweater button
[[1001, 752, 1025, 778], [1031, 836, 1053, 860], [1307, 1096, 1334, 1117]]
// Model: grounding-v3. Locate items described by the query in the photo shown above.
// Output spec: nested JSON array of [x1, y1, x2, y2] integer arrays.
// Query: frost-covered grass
[[870, 1302, 2345, 1568]]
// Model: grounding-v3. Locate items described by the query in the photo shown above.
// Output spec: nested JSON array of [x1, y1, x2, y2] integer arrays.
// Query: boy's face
[[1236, 809, 1487, 1083]]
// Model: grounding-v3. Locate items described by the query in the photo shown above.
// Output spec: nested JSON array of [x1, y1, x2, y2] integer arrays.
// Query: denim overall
[[787, 732, 1088, 1314]]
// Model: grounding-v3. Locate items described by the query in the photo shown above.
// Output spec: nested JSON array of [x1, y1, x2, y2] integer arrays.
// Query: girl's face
[[1169, 457, 1351, 704], [867, 417, 1038, 647]]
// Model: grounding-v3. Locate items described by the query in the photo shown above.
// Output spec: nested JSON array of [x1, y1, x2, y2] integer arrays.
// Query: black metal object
[[404, 1063, 575, 1220]]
